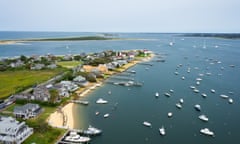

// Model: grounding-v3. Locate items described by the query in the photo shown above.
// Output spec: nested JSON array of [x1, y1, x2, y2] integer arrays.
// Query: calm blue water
[[1, 32, 240, 144]]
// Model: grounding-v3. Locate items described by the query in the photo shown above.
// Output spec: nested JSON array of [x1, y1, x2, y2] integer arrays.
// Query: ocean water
[[1, 32, 240, 144]]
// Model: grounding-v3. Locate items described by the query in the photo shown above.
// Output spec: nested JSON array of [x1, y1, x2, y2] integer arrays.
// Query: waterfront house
[[30, 63, 45, 70], [33, 86, 51, 101], [14, 103, 42, 119], [73, 75, 89, 87], [0, 116, 33, 144], [60, 81, 79, 92]]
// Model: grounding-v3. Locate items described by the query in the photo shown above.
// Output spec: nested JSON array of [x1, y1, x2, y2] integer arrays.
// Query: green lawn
[[0, 69, 63, 99], [57, 61, 82, 68]]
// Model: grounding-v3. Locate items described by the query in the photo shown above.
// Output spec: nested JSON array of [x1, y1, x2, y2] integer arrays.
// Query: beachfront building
[[33, 86, 51, 101], [0, 116, 33, 144], [73, 75, 89, 87], [13, 103, 42, 119], [60, 81, 79, 92]]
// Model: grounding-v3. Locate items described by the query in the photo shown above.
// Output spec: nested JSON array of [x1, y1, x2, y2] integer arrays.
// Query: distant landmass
[[182, 33, 240, 39]]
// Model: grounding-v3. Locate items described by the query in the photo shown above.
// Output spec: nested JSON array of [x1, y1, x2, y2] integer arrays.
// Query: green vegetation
[[23, 106, 66, 144], [0, 69, 64, 99], [57, 61, 82, 69]]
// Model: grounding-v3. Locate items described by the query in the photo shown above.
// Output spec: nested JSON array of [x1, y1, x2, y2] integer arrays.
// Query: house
[[60, 81, 79, 92], [13, 103, 42, 119], [0, 116, 33, 144], [47, 64, 57, 69], [73, 76, 89, 87], [83, 64, 108, 74], [33, 86, 51, 101], [10, 60, 24, 68], [30, 64, 45, 70]]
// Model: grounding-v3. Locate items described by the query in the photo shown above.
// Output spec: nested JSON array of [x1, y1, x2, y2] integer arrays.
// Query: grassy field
[[0, 69, 63, 99], [57, 61, 82, 69]]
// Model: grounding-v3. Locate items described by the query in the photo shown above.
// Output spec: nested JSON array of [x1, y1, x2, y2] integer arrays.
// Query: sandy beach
[[48, 103, 75, 129], [47, 52, 155, 129]]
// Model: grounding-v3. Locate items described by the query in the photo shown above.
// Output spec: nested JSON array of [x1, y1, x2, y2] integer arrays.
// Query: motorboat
[[174, 71, 179, 75], [196, 81, 200, 85], [196, 78, 202, 81], [220, 94, 229, 99], [228, 98, 233, 104], [190, 86, 196, 89], [143, 121, 152, 127], [65, 131, 91, 143], [169, 89, 174, 93], [194, 104, 201, 111], [159, 126, 166, 136], [168, 112, 173, 118], [211, 89, 216, 93], [193, 89, 200, 93], [181, 76, 185, 80], [199, 114, 208, 122], [179, 98, 184, 104], [84, 125, 102, 135], [95, 111, 100, 115], [176, 103, 182, 109], [200, 128, 214, 136], [155, 92, 159, 97], [201, 93, 207, 98], [164, 92, 171, 97], [96, 98, 108, 104], [104, 113, 110, 118]]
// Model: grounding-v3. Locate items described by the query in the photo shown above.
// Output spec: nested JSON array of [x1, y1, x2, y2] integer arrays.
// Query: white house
[[13, 103, 42, 119], [0, 116, 33, 144]]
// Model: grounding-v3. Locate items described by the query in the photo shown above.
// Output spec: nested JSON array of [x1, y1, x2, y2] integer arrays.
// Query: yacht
[[196, 78, 202, 81], [159, 126, 166, 136], [84, 125, 102, 135], [174, 71, 179, 75], [200, 128, 214, 136], [143, 121, 152, 127], [220, 94, 229, 99], [228, 98, 233, 104], [199, 114, 209, 122], [196, 81, 200, 85], [104, 113, 110, 118], [176, 103, 182, 109], [65, 131, 91, 143], [201, 93, 207, 98], [194, 104, 201, 111], [96, 98, 108, 104], [190, 86, 196, 89]]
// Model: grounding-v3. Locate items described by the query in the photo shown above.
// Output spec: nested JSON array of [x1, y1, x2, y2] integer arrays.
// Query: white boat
[[84, 125, 102, 135], [211, 89, 216, 93], [176, 103, 182, 109], [104, 113, 110, 118], [95, 111, 99, 115], [200, 128, 214, 136], [201, 93, 207, 98], [164, 92, 171, 97], [196, 81, 200, 85], [199, 114, 209, 122], [196, 78, 202, 81], [96, 98, 108, 104], [169, 89, 174, 93], [228, 98, 233, 104], [143, 121, 152, 127], [193, 89, 200, 93], [174, 71, 179, 75], [220, 94, 229, 99], [168, 112, 173, 117], [169, 42, 174, 46], [155, 92, 159, 97], [179, 98, 184, 104], [194, 104, 201, 111], [65, 131, 91, 143], [181, 76, 185, 80], [159, 126, 166, 135], [190, 86, 196, 89]]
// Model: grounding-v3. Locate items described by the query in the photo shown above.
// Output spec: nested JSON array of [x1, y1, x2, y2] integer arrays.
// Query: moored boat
[[159, 126, 166, 135], [143, 121, 152, 127], [199, 114, 208, 122], [96, 98, 108, 104], [200, 128, 214, 136], [194, 104, 201, 111]]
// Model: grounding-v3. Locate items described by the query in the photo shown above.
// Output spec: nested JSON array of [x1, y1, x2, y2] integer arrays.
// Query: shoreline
[[47, 52, 155, 129]]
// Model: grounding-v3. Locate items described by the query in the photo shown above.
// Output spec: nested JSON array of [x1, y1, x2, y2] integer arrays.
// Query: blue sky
[[0, 0, 239, 33]]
